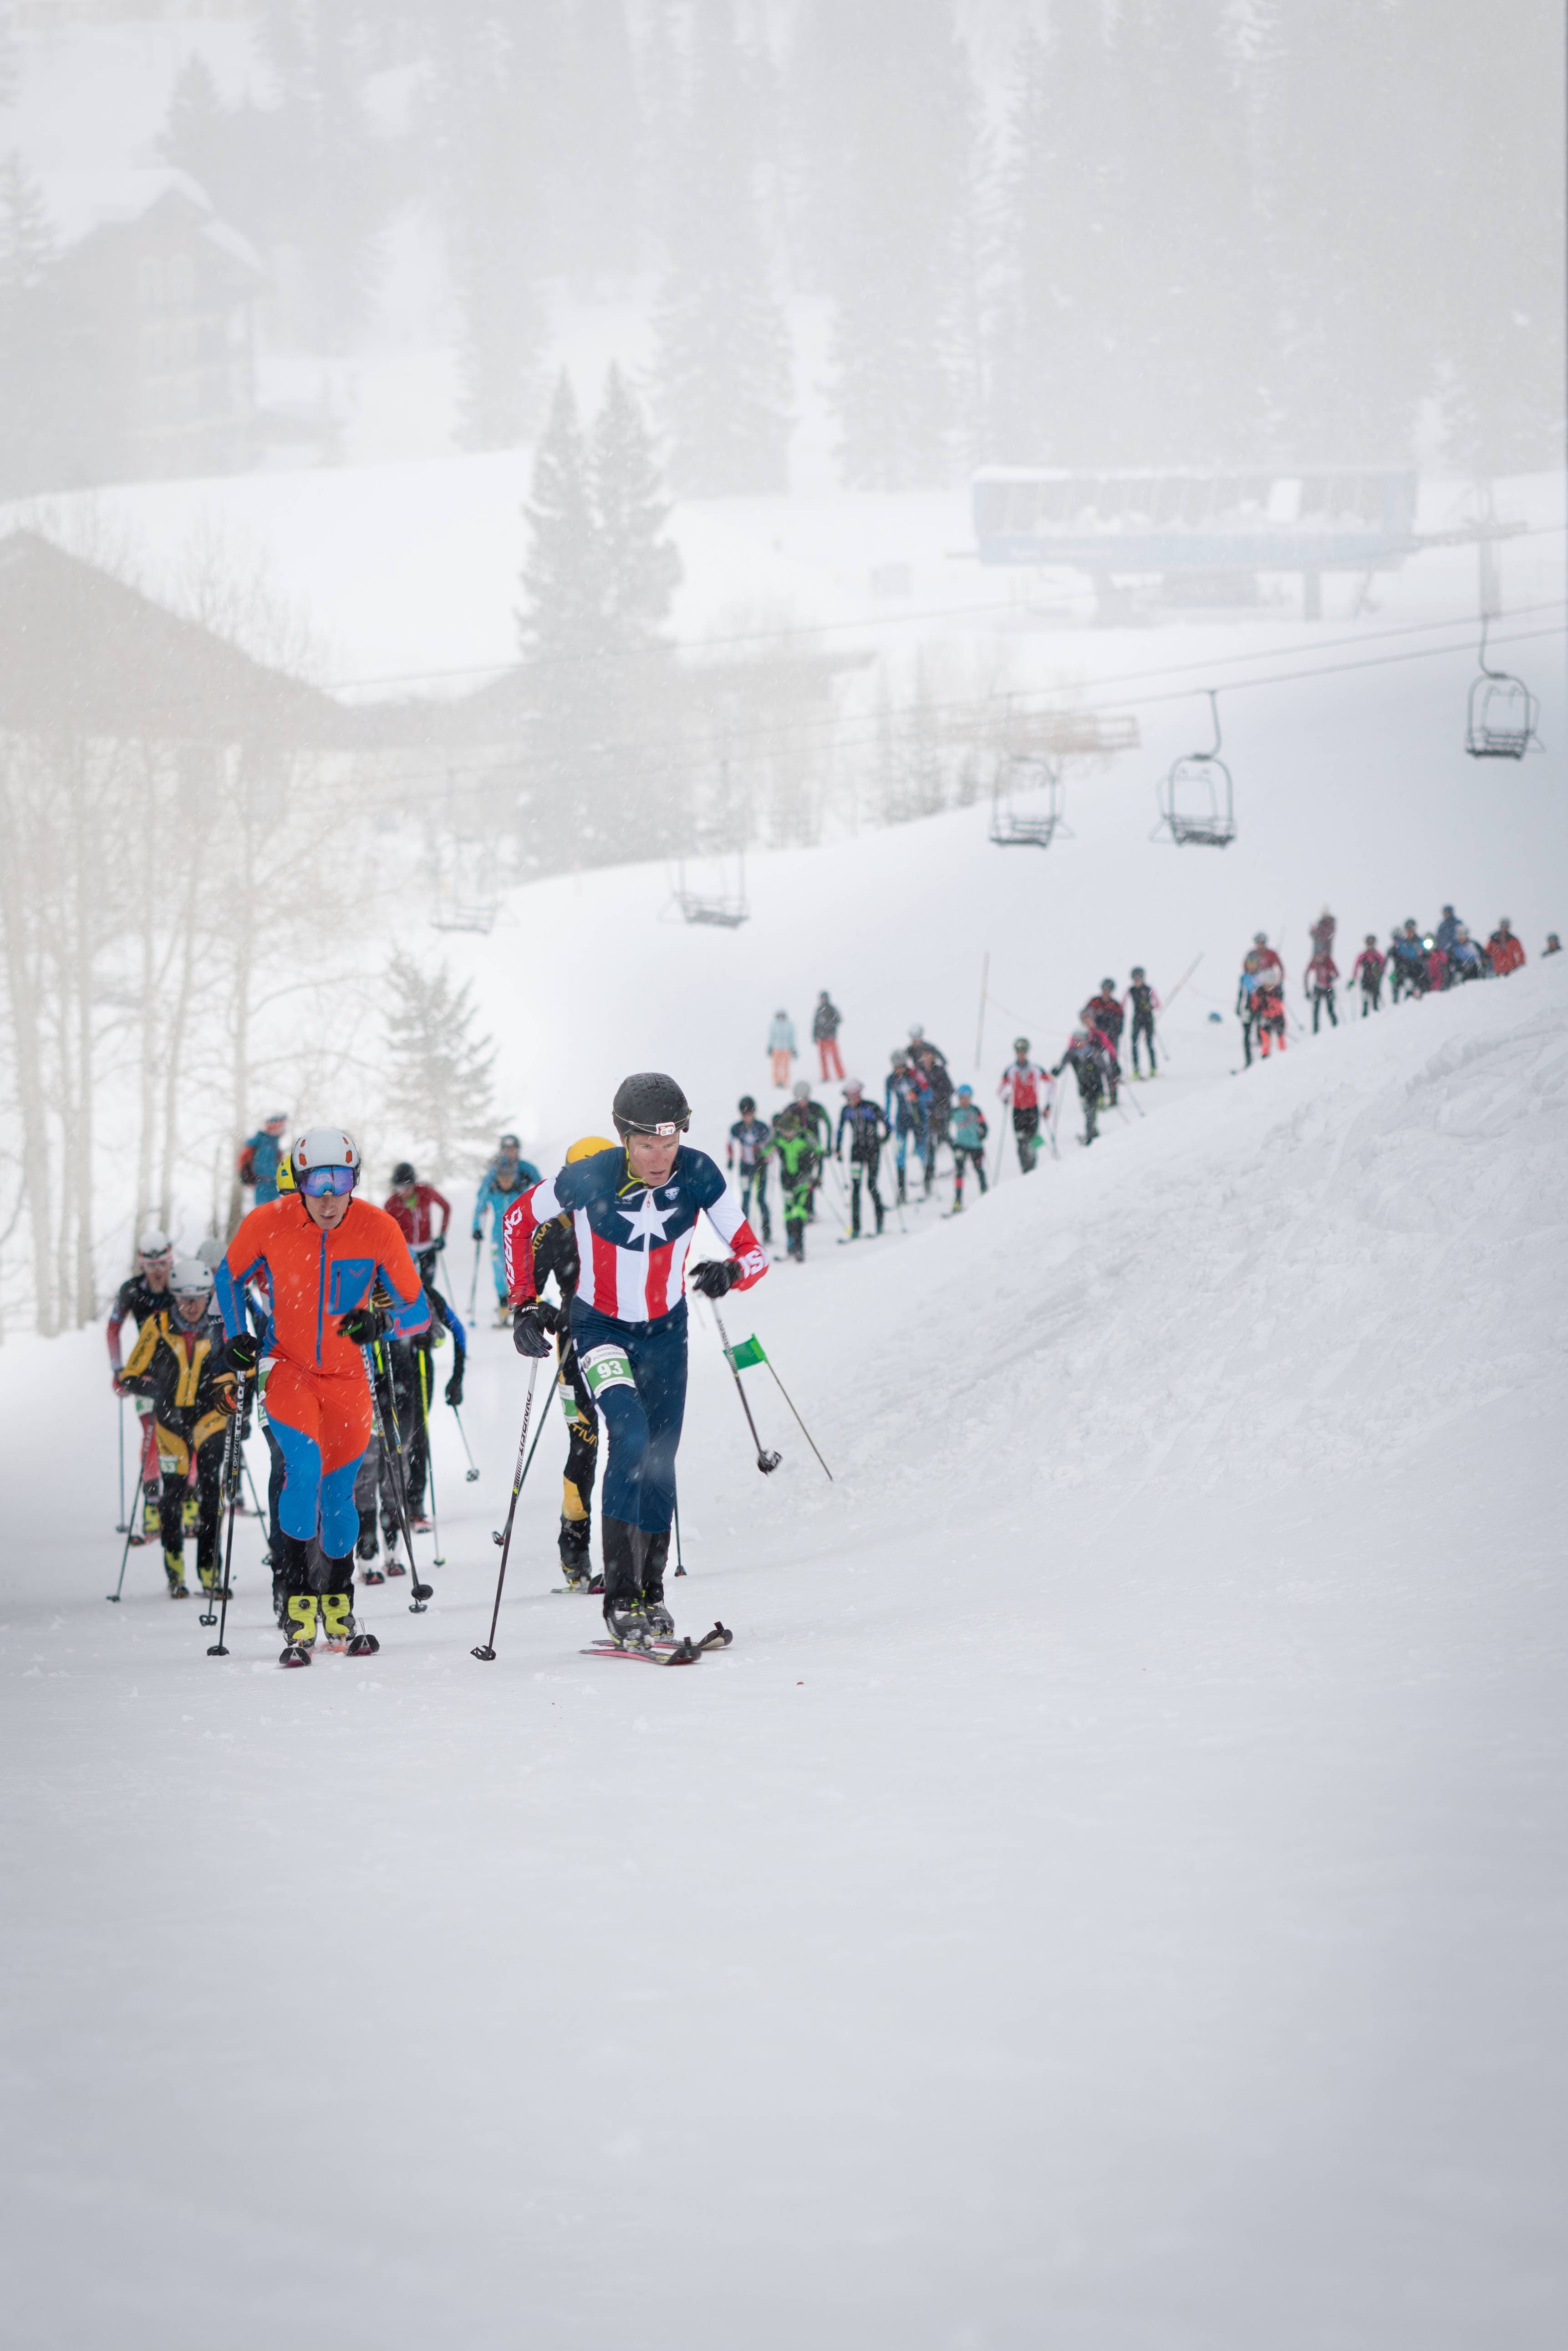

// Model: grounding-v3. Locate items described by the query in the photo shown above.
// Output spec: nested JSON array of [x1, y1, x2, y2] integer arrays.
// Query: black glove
[[531, 1297, 562, 1335], [690, 1258, 739, 1299], [223, 1332, 260, 1374], [428, 1233, 446, 1254], [338, 1305, 380, 1344], [444, 1369, 464, 1407], [470, 1228, 482, 1244], [512, 1306, 552, 1358]]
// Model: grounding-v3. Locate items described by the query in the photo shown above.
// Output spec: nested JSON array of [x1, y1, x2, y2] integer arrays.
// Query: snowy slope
[[2, 957, 1563, 2350]]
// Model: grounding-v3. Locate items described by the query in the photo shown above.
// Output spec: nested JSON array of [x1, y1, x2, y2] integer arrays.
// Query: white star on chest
[[619, 1190, 676, 1251]]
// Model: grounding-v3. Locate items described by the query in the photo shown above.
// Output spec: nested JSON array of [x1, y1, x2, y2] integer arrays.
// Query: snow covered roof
[[36, 166, 265, 275]]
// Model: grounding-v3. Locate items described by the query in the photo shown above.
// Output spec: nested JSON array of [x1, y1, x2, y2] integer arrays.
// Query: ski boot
[[355, 1525, 385, 1585], [280, 1592, 318, 1667], [642, 1531, 674, 1636], [382, 1520, 407, 1576], [321, 1591, 380, 1657], [163, 1548, 189, 1599], [559, 1516, 595, 1591], [197, 1559, 222, 1597], [603, 1596, 655, 1651]]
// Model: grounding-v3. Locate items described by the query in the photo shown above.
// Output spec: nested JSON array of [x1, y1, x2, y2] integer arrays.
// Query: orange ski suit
[[217, 1196, 429, 1553]]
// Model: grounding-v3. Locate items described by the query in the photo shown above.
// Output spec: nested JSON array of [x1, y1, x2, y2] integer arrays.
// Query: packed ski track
[[2, 957, 1564, 2350]]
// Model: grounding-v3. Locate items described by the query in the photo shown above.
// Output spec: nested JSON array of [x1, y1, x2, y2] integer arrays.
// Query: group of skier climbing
[[1236, 907, 1536, 1063], [731, 969, 1169, 1257], [104, 899, 1552, 1664]]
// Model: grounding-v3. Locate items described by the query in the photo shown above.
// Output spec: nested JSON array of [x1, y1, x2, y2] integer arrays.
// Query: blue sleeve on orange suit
[[376, 1219, 432, 1337], [217, 1214, 269, 1342]]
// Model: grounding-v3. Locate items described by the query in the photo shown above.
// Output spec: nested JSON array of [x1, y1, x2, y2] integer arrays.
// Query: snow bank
[[1, 957, 1563, 2350]]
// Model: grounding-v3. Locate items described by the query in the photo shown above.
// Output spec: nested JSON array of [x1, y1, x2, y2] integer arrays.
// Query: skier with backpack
[[812, 990, 845, 1081], [236, 1113, 289, 1205], [1052, 1031, 1107, 1146]]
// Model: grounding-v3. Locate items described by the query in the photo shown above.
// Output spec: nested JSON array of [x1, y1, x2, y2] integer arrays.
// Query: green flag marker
[[724, 1335, 768, 1373]]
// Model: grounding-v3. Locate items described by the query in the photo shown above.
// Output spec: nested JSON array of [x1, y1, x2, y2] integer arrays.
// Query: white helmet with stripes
[[292, 1126, 361, 1183]]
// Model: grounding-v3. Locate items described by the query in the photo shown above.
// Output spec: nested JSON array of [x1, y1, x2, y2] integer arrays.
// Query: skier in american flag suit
[[503, 1072, 768, 1648]]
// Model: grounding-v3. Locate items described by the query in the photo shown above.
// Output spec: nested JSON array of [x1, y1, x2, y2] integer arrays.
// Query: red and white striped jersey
[[997, 1060, 1054, 1112], [502, 1145, 767, 1325]]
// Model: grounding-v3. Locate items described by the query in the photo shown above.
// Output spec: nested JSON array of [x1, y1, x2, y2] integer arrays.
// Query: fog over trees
[[0, 1, 1560, 1333]]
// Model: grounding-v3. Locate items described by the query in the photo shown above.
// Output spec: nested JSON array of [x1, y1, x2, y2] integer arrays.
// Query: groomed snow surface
[[3, 950, 1565, 2351]]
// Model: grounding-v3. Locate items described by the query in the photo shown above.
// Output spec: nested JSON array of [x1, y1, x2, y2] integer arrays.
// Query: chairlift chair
[[1465, 618, 1540, 760], [671, 854, 749, 928], [989, 754, 1071, 849], [1153, 690, 1237, 847], [430, 838, 501, 933]]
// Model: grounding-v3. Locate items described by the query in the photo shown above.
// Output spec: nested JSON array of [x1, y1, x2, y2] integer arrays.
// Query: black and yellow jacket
[[122, 1304, 235, 1468]]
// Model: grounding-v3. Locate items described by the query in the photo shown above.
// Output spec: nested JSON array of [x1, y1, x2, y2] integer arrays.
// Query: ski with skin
[[582, 1621, 734, 1666]]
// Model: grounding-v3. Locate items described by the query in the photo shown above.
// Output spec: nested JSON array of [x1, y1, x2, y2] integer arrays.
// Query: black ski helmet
[[392, 1160, 416, 1187], [738, 1094, 756, 1113], [612, 1071, 691, 1138]]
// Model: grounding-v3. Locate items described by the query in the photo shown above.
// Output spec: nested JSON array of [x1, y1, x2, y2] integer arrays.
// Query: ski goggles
[[298, 1164, 357, 1198], [621, 1117, 688, 1138]]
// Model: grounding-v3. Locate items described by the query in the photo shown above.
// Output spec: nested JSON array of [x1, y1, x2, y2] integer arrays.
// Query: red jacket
[[384, 1182, 451, 1248], [1488, 932, 1526, 976], [1307, 953, 1338, 991]]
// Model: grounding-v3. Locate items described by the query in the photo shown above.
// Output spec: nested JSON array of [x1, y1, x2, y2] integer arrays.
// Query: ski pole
[[472, 1357, 542, 1661], [709, 1301, 781, 1473], [363, 1338, 433, 1610], [452, 1402, 480, 1481], [672, 1488, 686, 1576], [419, 1347, 446, 1567], [206, 1372, 247, 1657], [467, 1234, 481, 1316], [116, 1393, 127, 1531], [764, 1361, 833, 1481], [107, 1518, 136, 1602], [200, 1398, 241, 1627]]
